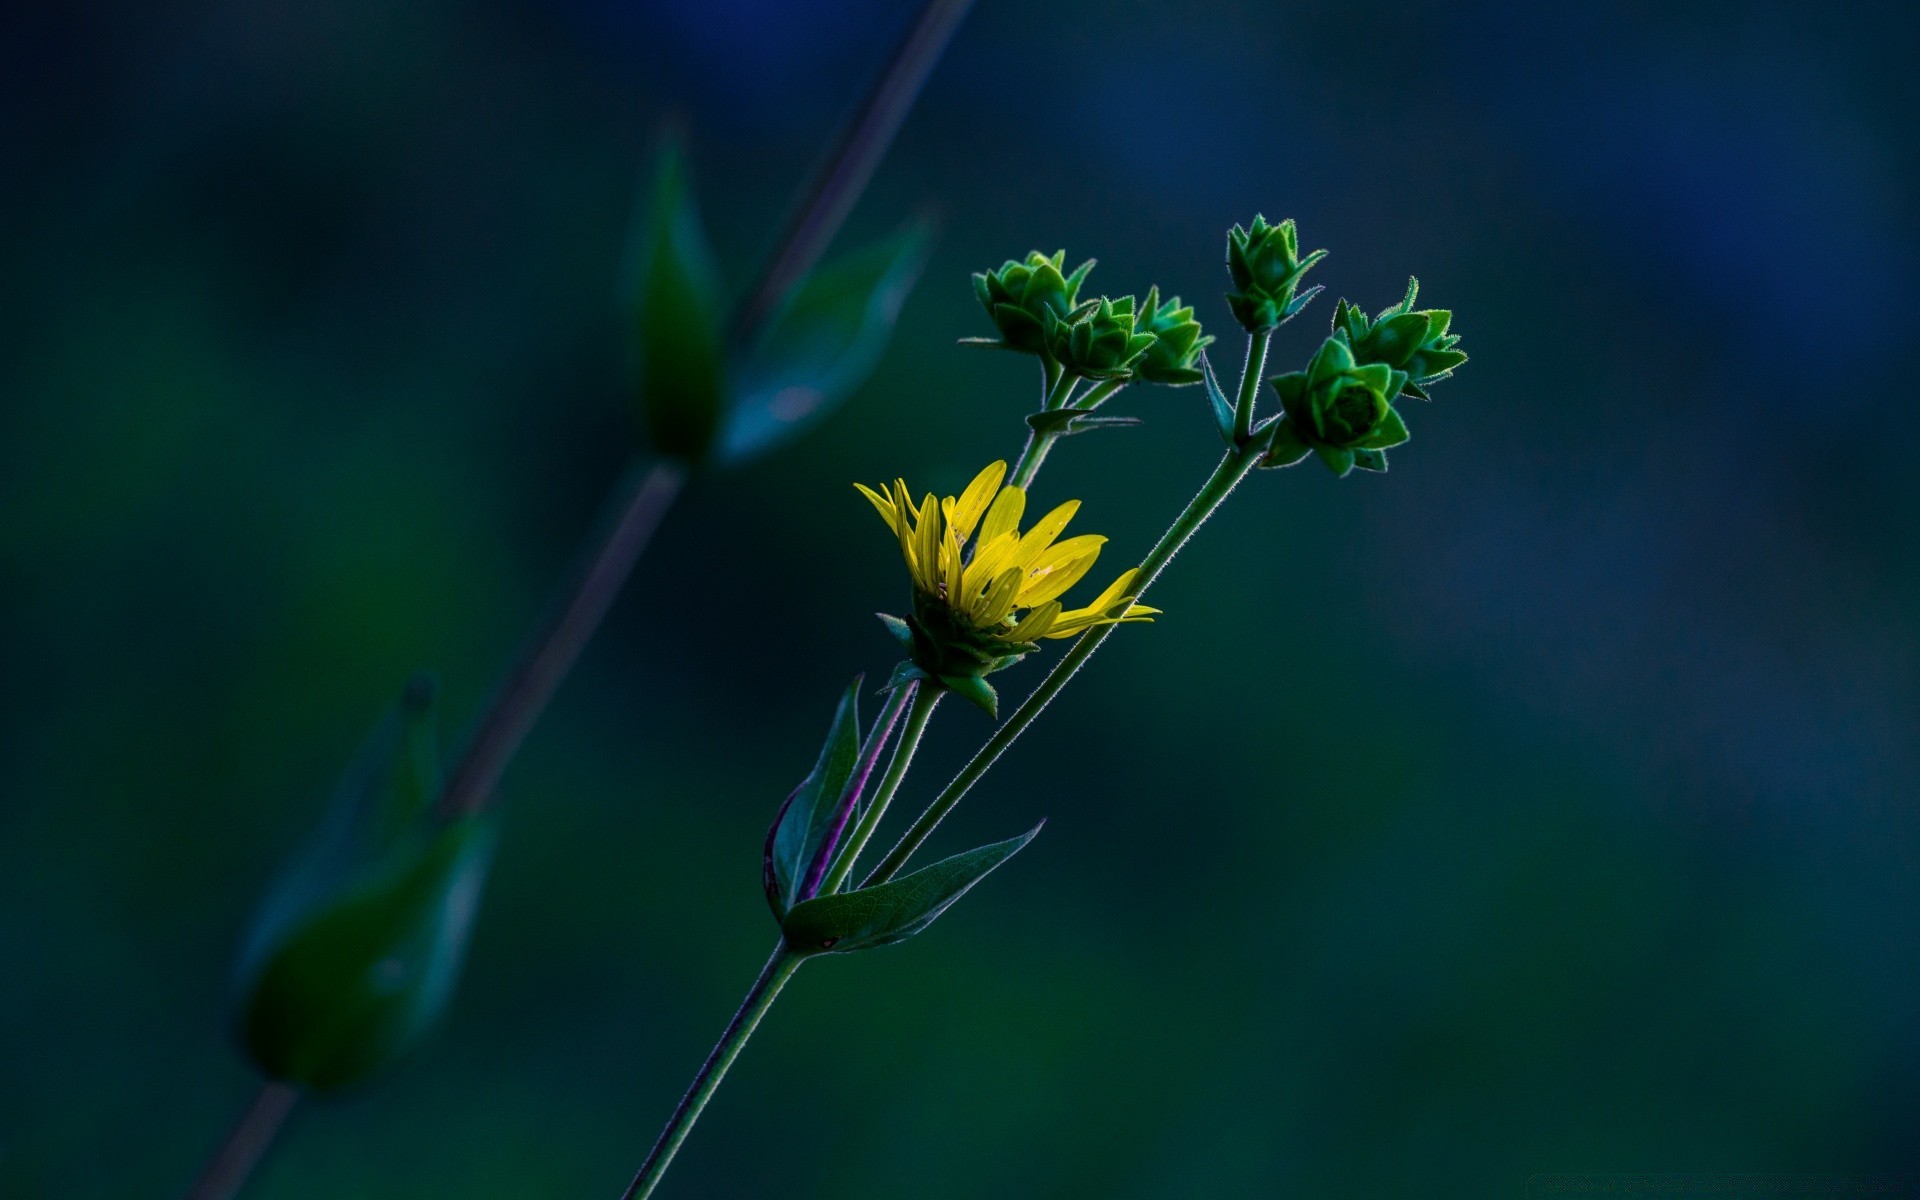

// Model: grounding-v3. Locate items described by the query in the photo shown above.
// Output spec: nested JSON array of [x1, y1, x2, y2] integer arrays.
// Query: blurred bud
[[969, 250, 1095, 355], [1133, 286, 1213, 386], [632, 141, 727, 464], [1332, 277, 1468, 400], [1262, 337, 1410, 477], [1043, 295, 1157, 381], [1225, 215, 1328, 333], [231, 676, 496, 1091]]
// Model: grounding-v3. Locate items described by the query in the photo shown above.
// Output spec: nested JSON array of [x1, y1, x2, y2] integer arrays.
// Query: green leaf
[[721, 221, 933, 464], [231, 678, 498, 1091], [940, 672, 998, 718], [1350, 447, 1389, 472], [1201, 352, 1235, 444], [764, 680, 864, 917], [1358, 406, 1410, 450], [1260, 417, 1313, 469], [1316, 445, 1356, 477], [237, 815, 496, 1091], [780, 823, 1044, 954], [1025, 408, 1081, 435], [634, 142, 727, 464]]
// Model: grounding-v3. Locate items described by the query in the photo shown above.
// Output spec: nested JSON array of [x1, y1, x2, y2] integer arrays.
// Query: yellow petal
[[893, 481, 919, 581], [941, 520, 964, 601], [1005, 600, 1061, 642], [965, 531, 1019, 595], [978, 566, 1025, 625], [1010, 499, 1081, 568], [1081, 567, 1141, 615], [915, 492, 944, 594], [1018, 535, 1107, 606], [977, 484, 1027, 548], [855, 482, 899, 533], [948, 461, 1006, 544]]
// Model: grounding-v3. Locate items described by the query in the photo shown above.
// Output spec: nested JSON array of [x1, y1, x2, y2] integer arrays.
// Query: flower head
[[1262, 337, 1411, 477], [970, 250, 1096, 356], [1133, 286, 1213, 386], [1332, 277, 1468, 400], [1225, 215, 1328, 333], [857, 461, 1157, 713], [1043, 295, 1158, 382]]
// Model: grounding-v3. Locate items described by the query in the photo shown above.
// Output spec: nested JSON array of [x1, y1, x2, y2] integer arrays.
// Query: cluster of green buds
[[969, 249, 1096, 354], [1133, 286, 1213, 386], [1332, 277, 1468, 400], [1262, 338, 1412, 476], [1043, 295, 1157, 381], [1225, 214, 1327, 332]]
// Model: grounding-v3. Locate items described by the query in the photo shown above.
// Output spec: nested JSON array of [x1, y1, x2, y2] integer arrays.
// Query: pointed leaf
[[781, 823, 1044, 954], [633, 143, 726, 463], [721, 221, 933, 463], [1350, 447, 1389, 472], [764, 680, 863, 917], [1201, 351, 1235, 444]]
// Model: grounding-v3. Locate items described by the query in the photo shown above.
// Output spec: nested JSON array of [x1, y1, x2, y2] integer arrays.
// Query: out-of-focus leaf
[[231, 678, 497, 1091], [635, 142, 726, 463], [720, 221, 932, 464], [780, 822, 1042, 954], [763, 679, 863, 918]]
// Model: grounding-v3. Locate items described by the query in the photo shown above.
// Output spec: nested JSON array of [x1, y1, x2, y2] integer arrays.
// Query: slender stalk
[[820, 684, 942, 895], [864, 443, 1264, 886], [619, 947, 806, 1200], [182, 1082, 299, 1200], [1231, 328, 1270, 444], [1008, 430, 1056, 490], [798, 679, 919, 900], [730, 0, 976, 344], [1075, 377, 1126, 412], [440, 460, 686, 817]]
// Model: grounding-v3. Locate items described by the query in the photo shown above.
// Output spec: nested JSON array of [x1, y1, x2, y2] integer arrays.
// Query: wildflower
[[1225, 215, 1327, 332], [1133, 286, 1213, 386], [1331, 277, 1468, 400], [969, 250, 1096, 356], [857, 460, 1157, 713], [1262, 337, 1410, 477], [1043, 295, 1158, 382]]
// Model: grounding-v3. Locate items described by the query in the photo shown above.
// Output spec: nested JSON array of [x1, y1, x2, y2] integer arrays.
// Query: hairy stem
[[799, 679, 920, 900], [820, 683, 943, 895], [864, 443, 1264, 886], [619, 948, 805, 1200], [1232, 328, 1270, 444]]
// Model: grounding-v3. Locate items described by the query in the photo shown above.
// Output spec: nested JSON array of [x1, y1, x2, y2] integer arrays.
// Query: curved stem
[[619, 947, 805, 1200], [1231, 329, 1270, 445], [863, 445, 1263, 886], [820, 684, 942, 895], [183, 1082, 300, 1200], [439, 460, 687, 817]]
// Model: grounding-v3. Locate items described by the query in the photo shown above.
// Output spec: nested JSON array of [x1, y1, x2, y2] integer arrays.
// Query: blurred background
[[5, 0, 1919, 1195]]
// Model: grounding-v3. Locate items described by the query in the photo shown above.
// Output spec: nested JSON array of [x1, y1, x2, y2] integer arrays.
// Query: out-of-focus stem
[[182, 1082, 300, 1200]]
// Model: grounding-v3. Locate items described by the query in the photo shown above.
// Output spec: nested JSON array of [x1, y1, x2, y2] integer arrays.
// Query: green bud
[[970, 250, 1095, 356], [1333, 278, 1469, 400], [1043, 295, 1157, 381], [1225, 214, 1327, 332], [1262, 337, 1410, 477], [231, 677, 497, 1091], [1133, 286, 1214, 386]]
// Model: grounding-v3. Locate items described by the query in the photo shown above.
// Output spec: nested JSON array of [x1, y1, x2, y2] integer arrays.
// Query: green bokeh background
[[6, 1, 1918, 1195]]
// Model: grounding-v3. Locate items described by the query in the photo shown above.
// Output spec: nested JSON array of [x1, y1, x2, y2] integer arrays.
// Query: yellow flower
[[856, 460, 1158, 656]]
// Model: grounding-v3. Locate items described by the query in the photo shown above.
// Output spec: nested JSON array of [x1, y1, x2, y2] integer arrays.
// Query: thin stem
[[864, 445, 1264, 886], [1008, 430, 1056, 490], [1075, 378, 1126, 412], [730, 0, 976, 344], [620, 947, 805, 1200], [820, 684, 942, 895], [439, 461, 687, 817], [1231, 328, 1270, 445], [798, 679, 920, 900], [183, 1082, 300, 1200]]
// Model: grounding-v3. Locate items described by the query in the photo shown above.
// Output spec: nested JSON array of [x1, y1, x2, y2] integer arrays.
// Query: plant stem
[[619, 947, 806, 1200], [730, 0, 976, 344], [1008, 430, 1056, 490], [863, 443, 1265, 886], [439, 460, 687, 817], [183, 1082, 299, 1200], [820, 683, 942, 895], [799, 678, 921, 900], [1231, 328, 1270, 444]]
